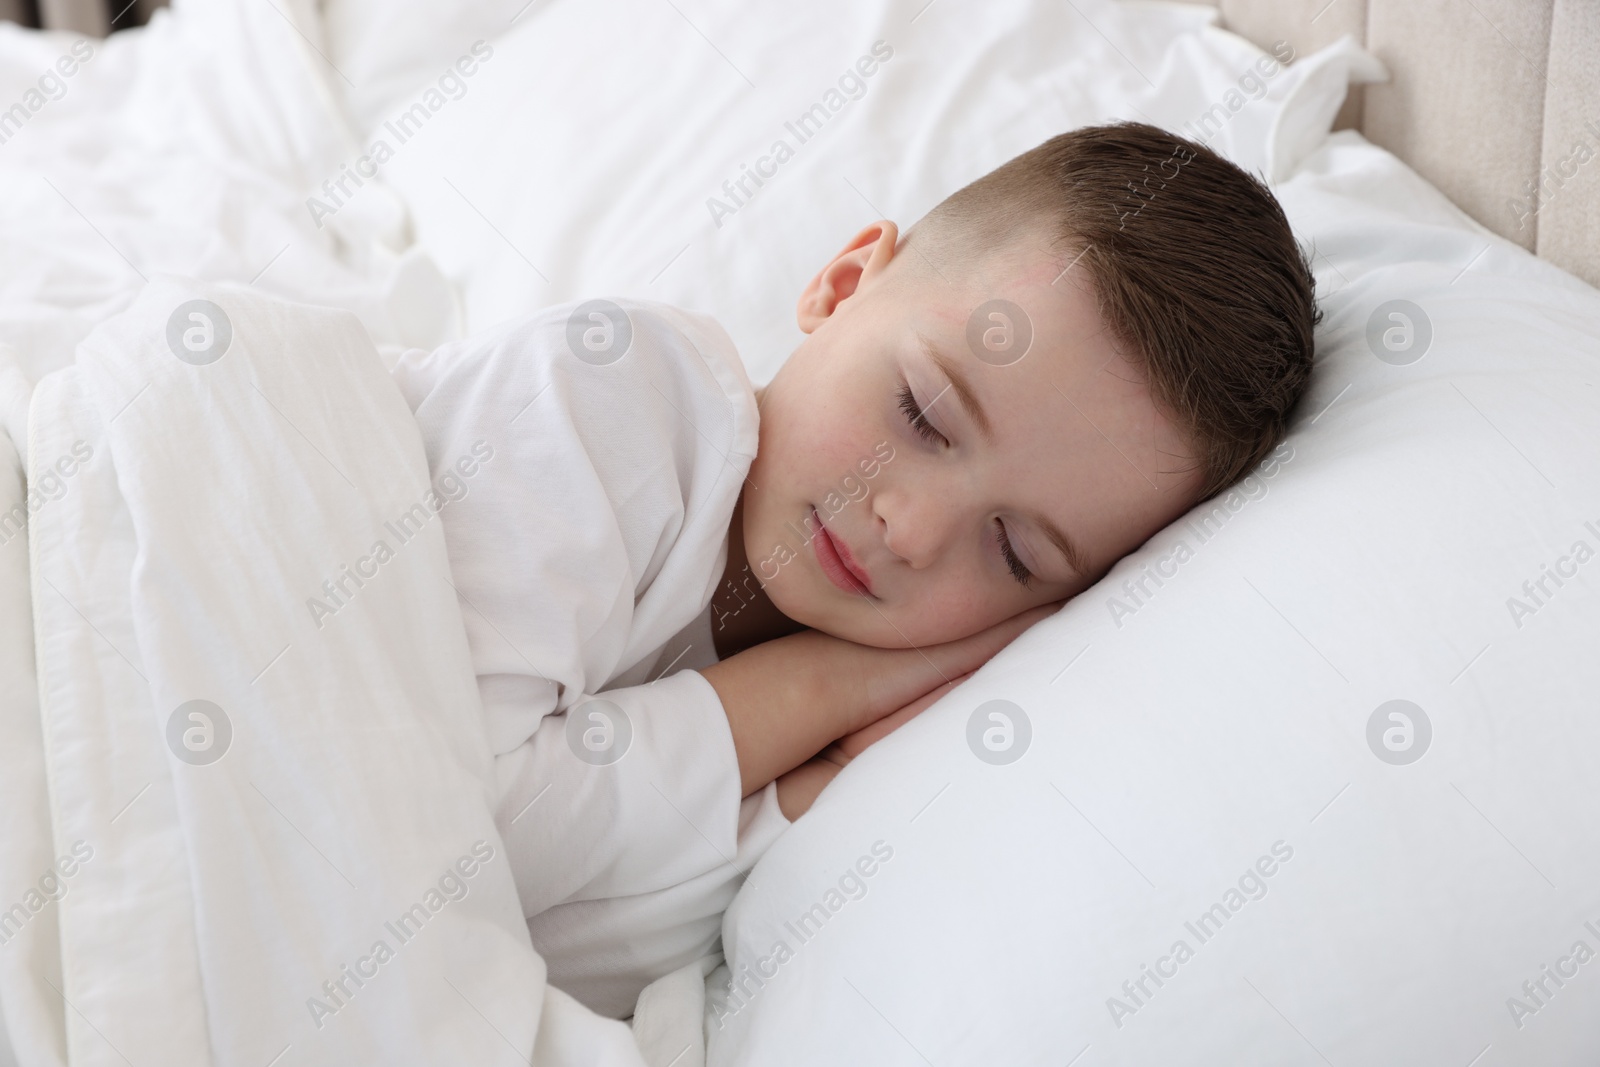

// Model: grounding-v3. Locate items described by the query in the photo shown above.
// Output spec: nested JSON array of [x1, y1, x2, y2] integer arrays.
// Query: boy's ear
[[796, 220, 900, 334]]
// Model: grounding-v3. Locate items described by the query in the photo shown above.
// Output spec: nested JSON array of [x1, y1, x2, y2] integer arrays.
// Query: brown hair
[[903, 121, 1320, 502]]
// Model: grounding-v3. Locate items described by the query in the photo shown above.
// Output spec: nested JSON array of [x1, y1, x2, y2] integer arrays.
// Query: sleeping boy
[[391, 121, 1320, 1019]]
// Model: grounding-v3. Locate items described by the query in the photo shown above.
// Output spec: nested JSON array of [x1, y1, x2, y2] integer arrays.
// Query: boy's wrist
[[772, 628, 875, 737], [846, 641, 952, 732], [834, 634, 882, 734]]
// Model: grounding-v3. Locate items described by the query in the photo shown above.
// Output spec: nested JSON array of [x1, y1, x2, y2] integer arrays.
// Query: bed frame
[[1197, 0, 1600, 289]]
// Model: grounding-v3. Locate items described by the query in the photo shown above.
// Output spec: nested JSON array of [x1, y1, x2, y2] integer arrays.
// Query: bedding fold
[[10, 277, 659, 1066]]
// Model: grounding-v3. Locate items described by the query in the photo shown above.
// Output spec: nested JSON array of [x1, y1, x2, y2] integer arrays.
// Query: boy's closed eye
[[895, 378, 1038, 588]]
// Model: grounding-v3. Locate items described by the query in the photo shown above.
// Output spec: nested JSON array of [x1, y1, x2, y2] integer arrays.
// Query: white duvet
[[0, 0, 458, 388], [0, 0, 706, 1062], [2, 276, 678, 1066]]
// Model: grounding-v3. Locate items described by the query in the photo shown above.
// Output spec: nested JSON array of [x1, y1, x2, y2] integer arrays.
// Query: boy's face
[[744, 220, 1205, 649]]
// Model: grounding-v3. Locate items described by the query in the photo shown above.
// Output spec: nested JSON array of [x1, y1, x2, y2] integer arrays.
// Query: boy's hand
[[852, 602, 1059, 735], [829, 668, 975, 761], [736, 601, 1062, 825], [705, 601, 1059, 800]]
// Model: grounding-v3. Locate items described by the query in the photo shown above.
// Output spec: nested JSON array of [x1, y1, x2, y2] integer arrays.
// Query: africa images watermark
[[967, 699, 1031, 765], [306, 840, 498, 1029], [306, 41, 495, 229], [1117, 141, 1196, 230], [1507, 116, 1600, 232], [1505, 912, 1600, 1031], [753, 442, 895, 581], [1504, 515, 1600, 630], [710, 840, 895, 1028], [1179, 41, 1296, 149], [1103, 441, 1294, 628], [1106, 838, 1296, 1028], [0, 841, 94, 948], [305, 441, 495, 628], [0, 38, 95, 147], [705, 39, 894, 229], [1367, 699, 1431, 765], [713, 441, 896, 633], [1119, 41, 1295, 232], [0, 439, 94, 548]]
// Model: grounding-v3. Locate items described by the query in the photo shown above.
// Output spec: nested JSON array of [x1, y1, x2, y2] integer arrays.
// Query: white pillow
[[364, 0, 1377, 385], [702, 95, 1600, 1067]]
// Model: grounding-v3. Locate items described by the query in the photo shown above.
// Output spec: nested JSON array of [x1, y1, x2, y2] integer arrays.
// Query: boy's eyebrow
[[916, 332, 994, 443], [1038, 515, 1091, 580]]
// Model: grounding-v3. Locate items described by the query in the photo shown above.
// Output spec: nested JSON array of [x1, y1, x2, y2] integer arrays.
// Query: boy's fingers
[[834, 668, 977, 759], [859, 601, 1061, 728], [775, 758, 843, 821]]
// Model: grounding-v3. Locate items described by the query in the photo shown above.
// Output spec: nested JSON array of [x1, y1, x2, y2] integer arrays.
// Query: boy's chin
[[770, 586, 884, 647]]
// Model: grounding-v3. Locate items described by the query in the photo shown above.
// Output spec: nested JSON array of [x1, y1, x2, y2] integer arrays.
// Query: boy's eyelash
[[897, 381, 1031, 588], [994, 519, 1034, 588], [896, 382, 947, 446]]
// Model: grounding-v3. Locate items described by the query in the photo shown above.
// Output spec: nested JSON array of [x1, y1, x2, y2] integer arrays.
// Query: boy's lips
[[811, 507, 873, 596]]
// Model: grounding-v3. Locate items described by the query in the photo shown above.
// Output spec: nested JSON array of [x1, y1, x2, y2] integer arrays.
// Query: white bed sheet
[[0, 0, 459, 390]]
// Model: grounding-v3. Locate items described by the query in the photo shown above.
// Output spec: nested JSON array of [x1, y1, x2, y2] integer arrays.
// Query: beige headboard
[[1190, 0, 1600, 290]]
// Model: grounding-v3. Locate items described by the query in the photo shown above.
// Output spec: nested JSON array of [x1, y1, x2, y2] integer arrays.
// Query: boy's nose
[[875, 486, 958, 570]]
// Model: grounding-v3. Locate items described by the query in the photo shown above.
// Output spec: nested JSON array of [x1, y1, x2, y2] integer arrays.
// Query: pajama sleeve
[[492, 669, 752, 916], [495, 607, 793, 1018], [524, 778, 791, 1019], [494, 666, 793, 1019]]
